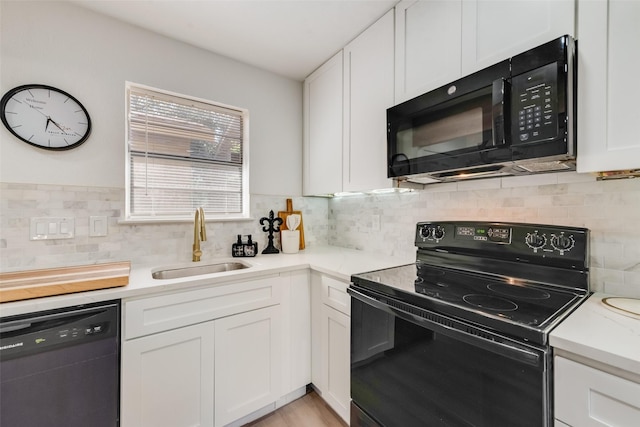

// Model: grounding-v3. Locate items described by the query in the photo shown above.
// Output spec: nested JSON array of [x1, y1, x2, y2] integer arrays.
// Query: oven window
[[393, 87, 493, 160], [351, 297, 547, 426]]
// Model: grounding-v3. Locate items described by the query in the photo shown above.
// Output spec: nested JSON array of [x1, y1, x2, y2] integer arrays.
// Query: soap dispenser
[[232, 235, 244, 257]]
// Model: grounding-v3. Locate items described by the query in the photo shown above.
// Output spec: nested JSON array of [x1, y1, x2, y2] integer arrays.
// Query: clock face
[[1, 84, 91, 150]]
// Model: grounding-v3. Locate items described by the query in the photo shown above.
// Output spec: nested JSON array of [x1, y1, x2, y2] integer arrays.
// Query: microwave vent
[[516, 161, 573, 173]]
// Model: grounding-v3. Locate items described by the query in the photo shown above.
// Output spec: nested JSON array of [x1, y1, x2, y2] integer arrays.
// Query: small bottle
[[232, 235, 244, 257], [244, 235, 255, 257]]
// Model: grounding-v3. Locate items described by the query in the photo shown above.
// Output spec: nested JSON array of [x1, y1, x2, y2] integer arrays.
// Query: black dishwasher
[[0, 300, 120, 427]]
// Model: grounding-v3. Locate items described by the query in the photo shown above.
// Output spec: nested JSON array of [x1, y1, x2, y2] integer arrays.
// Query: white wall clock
[[1, 84, 91, 150]]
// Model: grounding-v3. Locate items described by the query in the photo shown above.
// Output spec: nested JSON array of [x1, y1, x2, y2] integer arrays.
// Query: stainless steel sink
[[152, 261, 250, 280]]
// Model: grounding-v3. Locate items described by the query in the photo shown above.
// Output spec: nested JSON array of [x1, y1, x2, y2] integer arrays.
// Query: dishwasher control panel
[[0, 301, 119, 360]]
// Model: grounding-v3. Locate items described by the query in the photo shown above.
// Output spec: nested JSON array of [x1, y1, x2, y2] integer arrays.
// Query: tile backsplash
[[328, 172, 640, 297], [2, 172, 639, 297], [0, 182, 328, 270]]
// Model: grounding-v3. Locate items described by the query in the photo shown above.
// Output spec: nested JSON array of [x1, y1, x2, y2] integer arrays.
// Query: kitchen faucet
[[192, 207, 207, 262]]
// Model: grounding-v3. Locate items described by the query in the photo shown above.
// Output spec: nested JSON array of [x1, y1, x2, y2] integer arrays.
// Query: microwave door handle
[[492, 78, 510, 147]]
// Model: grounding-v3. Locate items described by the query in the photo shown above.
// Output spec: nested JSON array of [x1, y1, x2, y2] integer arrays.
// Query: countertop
[[550, 292, 640, 377], [0, 245, 414, 318]]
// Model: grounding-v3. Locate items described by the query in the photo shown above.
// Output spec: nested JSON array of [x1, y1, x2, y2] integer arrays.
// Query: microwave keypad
[[512, 62, 559, 144]]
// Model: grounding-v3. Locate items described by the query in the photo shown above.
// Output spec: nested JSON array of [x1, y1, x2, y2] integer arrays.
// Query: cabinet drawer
[[555, 356, 640, 427], [124, 275, 282, 339], [321, 275, 350, 316]]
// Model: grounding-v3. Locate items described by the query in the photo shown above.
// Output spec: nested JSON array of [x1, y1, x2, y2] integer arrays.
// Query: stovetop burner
[[463, 294, 518, 311], [487, 283, 550, 300]]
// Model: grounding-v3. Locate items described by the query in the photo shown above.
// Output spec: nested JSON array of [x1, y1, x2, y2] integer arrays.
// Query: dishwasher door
[[0, 300, 120, 427]]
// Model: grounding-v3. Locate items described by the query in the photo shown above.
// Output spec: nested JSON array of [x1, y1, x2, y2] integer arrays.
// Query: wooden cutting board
[[0, 261, 130, 303], [277, 198, 305, 249]]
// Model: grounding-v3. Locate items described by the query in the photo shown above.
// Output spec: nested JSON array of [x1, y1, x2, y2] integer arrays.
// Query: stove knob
[[525, 231, 546, 249], [433, 226, 445, 240], [551, 233, 574, 252], [419, 225, 432, 239]]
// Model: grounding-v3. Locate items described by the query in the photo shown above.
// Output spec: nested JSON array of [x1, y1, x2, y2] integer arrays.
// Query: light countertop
[[0, 246, 414, 318], [550, 292, 640, 376]]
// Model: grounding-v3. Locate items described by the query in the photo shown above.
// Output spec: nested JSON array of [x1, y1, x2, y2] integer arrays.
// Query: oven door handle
[[348, 287, 543, 368]]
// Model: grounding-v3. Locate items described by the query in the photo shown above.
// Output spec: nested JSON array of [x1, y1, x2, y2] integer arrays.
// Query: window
[[125, 83, 249, 221]]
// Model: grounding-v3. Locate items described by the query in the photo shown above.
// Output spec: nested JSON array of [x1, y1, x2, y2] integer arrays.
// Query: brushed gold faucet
[[192, 207, 207, 262]]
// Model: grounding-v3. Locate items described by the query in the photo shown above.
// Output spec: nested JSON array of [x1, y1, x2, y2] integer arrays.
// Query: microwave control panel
[[512, 62, 559, 145]]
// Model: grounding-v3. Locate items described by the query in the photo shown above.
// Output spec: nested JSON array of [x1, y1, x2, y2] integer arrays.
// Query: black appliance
[[388, 35, 576, 184], [349, 221, 589, 427], [0, 300, 120, 427]]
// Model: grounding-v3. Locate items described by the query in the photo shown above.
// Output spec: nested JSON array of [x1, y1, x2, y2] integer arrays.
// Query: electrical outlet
[[89, 216, 108, 237]]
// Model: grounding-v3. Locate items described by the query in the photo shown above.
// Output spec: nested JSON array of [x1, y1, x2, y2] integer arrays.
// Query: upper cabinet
[[343, 9, 394, 192], [304, 10, 394, 195], [394, 0, 575, 104], [303, 52, 343, 196], [395, 0, 462, 104], [576, 0, 640, 173], [460, 0, 575, 74]]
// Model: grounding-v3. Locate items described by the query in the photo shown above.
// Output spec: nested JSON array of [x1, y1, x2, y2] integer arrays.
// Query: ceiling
[[71, 0, 398, 81]]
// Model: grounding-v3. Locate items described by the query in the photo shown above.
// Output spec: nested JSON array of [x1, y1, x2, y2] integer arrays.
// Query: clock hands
[[27, 101, 70, 134], [48, 117, 67, 133]]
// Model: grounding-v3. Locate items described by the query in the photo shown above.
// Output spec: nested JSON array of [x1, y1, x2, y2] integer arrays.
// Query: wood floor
[[245, 390, 347, 427]]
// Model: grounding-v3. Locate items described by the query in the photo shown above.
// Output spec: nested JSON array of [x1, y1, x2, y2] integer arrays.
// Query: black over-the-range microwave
[[387, 35, 576, 184]]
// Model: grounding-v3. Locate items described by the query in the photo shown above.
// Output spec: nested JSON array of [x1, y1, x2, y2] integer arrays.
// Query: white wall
[[0, 0, 302, 196]]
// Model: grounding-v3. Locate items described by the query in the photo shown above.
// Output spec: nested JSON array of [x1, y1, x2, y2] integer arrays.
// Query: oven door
[[387, 60, 512, 179], [349, 287, 551, 427]]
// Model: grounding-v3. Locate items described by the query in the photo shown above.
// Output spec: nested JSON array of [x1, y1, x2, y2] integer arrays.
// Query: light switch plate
[[89, 216, 108, 237], [30, 217, 75, 240]]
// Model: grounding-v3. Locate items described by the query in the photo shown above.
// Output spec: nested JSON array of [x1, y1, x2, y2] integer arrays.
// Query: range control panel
[[416, 221, 589, 268]]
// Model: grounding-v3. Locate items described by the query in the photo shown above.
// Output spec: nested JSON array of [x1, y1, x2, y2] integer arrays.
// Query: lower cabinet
[[214, 306, 281, 427], [554, 356, 640, 426], [320, 304, 351, 422], [311, 272, 351, 423], [121, 321, 215, 427], [121, 273, 309, 427]]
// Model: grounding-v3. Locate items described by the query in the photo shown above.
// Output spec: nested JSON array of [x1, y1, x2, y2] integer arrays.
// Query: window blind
[[126, 85, 248, 219]]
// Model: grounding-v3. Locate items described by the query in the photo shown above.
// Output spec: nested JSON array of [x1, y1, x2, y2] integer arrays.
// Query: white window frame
[[124, 82, 250, 222]]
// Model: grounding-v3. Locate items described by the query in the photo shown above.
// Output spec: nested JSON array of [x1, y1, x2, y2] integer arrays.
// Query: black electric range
[[351, 221, 590, 346]]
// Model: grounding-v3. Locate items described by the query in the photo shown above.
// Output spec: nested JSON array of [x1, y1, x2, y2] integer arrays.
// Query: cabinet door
[[395, 0, 463, 103], [303, 52, 343, 195], [343, 9, 394, 192], [310, 272, 324, 391], [280, 270, 311, 394], [121, 322, 215, 427], [576, 0, 640, 173], [321, 304, 351, 423], [461, 0, 575, 74], [214, 305, 282, 426], [555, 356, 640, 426]]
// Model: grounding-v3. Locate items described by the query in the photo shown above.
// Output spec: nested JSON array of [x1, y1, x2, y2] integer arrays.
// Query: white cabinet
[[460, 0, 575, 74], [121, 322, 215, 427], [343, 8, 394, 192], [310, 272, 351, 423], [214, 306, 282, 427], [281, 270, 311, 394], [554, 356, 640, 426], [121, 273, 308, 427], [304, 10, 394, 195], [320, 304, 351, 422], [395, 0, 462, 103], [576, 0, 640, 173], [394, 0, 575, 103], [303, 51, 343, 196]]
